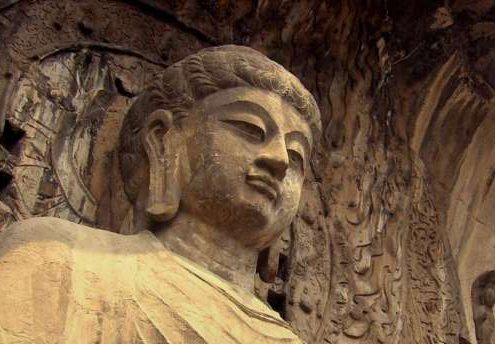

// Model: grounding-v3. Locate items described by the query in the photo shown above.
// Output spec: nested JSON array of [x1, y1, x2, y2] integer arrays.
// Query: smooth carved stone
[[0, 45, 321, 343], [0, 218, 301, 343]]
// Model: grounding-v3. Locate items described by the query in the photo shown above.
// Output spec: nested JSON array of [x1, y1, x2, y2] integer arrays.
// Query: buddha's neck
[[152, 211, 259, 293]]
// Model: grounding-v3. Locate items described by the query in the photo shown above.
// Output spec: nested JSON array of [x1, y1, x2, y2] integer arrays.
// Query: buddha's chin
[[181, 186, 281, 237], [236, 226, 285, 249], [187, 196, 285, 249], [229, 199, 273, 230], [224, 203, 285, 247]]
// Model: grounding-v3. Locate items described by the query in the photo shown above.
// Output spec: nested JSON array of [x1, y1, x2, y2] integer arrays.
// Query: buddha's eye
[[220, 119, 265, 142], [288, 149, 305, 172]]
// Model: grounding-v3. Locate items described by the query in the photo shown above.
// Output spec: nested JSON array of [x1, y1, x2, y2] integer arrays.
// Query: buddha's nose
[[254, 137, 289, 181]]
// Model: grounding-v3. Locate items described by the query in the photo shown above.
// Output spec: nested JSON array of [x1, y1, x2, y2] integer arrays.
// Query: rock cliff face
[[0, 1, 494, 343]]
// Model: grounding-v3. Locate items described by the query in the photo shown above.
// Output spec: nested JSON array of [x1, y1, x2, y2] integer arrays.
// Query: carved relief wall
[[3, 0, 495, 343]]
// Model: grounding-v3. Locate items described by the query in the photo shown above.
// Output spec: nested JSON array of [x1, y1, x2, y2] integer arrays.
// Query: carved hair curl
[[119, 45, 321, 201]]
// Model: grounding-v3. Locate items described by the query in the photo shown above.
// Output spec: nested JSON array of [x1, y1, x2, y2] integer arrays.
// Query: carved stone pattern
[[1, 0, 481, 343]]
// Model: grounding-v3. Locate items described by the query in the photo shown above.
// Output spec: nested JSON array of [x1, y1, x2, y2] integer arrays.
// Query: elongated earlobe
[[142, 109, 181, 222]]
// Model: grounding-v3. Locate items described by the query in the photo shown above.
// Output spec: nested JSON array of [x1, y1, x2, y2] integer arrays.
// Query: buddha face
[[178, 87, 313, 248]]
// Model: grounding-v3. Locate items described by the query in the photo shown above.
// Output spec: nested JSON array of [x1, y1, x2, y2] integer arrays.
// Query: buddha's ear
[[142, 109, 181, 222]]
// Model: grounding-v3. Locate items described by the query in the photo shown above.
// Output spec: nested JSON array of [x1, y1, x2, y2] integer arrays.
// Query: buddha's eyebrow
[[213, 101, 273, 125], [285, 131, 311, 156]]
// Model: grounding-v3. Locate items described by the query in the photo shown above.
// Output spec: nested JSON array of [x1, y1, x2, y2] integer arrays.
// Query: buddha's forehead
[[194, 87, 313, 147]]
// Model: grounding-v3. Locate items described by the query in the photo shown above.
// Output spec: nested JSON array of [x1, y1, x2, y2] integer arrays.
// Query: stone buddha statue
[[0, 45, 321, 344]]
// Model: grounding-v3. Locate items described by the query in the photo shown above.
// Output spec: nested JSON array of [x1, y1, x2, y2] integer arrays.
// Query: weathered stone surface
[[0, 44, 321, 343], [0, 217, 302, 343], [2, 0, 495, 343]]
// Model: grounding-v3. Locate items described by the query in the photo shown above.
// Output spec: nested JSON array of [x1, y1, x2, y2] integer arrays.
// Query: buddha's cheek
[[181, 146, 269, 231], [272, 173, 303, 230]]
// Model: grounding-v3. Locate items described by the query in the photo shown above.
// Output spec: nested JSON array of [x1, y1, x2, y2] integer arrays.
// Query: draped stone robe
[[0, 217, 302, 344]]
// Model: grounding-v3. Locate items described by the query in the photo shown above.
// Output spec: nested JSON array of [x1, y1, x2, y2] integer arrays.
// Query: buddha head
[[119, 45, 321, 250]]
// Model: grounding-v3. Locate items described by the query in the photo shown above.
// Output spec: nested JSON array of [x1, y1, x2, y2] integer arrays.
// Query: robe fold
[[0, 217, 303, 344]]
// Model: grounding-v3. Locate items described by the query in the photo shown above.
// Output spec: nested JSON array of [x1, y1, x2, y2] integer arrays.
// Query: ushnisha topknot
[[119, 45, 321, 201]]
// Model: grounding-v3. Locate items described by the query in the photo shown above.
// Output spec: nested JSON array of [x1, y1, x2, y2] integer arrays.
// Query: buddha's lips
[[245, 174, 279, 202]]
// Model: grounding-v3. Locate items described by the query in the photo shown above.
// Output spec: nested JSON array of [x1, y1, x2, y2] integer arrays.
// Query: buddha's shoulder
[[0, 217, 154, 254], [2, 217, 87, 243]]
